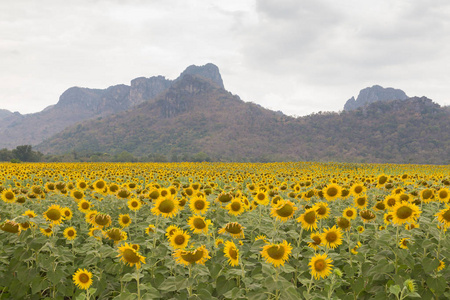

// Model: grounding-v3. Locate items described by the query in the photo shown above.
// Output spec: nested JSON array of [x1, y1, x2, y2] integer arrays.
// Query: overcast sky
[[1, 0, 450, 116]]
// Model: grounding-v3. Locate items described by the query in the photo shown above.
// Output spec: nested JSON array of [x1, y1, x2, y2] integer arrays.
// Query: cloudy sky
[[1, 0, 450, 116]]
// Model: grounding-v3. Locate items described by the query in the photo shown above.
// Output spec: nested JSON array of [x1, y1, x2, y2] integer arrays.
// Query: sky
[[1, 0, 450, 116]]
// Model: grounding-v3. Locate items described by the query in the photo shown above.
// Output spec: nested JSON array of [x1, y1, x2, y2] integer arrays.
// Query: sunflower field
[[0, 162, 449, 300]]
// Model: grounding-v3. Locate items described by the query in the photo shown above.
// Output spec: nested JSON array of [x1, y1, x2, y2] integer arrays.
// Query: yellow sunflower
[[309, 253, 333, 279], [314, 202, 330, 220], [43, 204, 64, 225], [270, 200, 297, 222], [61, 208, 73, 220], [420, 188, 435, 203], [354, 196, 368, 209], [151, 196, 180, 218], [391, 202, 421, 225], [78, 200, 92, 213], [308, 232, 322, 250], [173, 245, 211, 266], [225, 199, 245, 216], [127, 198, 142, 211], [63, 227, 77, 241], [169, 229, 190, 249], [93, 179, 107, 193], [1, 189, 16, 203], [436, 188, 450, 203], [297, 208, 318, 231], [321, 226, 343, 249], [166, 225, 182, 238], [218, 222, 245, 239], [117, 242, 146, 269], [436, 260, 445, 272], [342, 207, 357, 220], [260, 240, 292, 267], [253, 191, 269, 206], [188, 215, 212, 234], [384, 195, 398, 209], [435, 206, 450, 228], [350, 183, 366, 197], [224, 241, 239, 266], [71, 190, 85, 202], [73, 269, 93, 290], [118, 214, 132, 228], [336, 217, 351, 231], [40, 226, 53, 237], [23, 210, 37, 219], [145, 224, 156, 235], [376, 174, 389, 187], [399, 238, 409, 249], [189, 196, 209, 215], [322, 184, 342, 201]]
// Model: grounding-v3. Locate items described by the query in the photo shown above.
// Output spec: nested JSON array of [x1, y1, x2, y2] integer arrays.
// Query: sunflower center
[[312, 236, 321, 245], [175, 235, 185, 245], [123, 249, 141, 263], [304, 211, 316, 224], [95, 181, 105, 189], [396, 206, 413, 219], [122, 216, 130, 224], [375, 202, 385, 210], [5, 191, 14, 200], [442, 209, 450, 221], [229, 247, 238, 260], [181, 249, 204, 263], [81, 202, 90, 210], [337, 218, 350, 229], [195, 200, 205, 210], [257, 193, 265, 201], [357, 198, 366, 206], [327, 187, 338, 197], [346, 210, 354, 217], [159, 199, 175, 213], [267, 245, 285, 260], [79, 273, 90, 283], [314, 259, 325, 271], [326, 232, 337, 242], [131, 201, 138, 207], [193, 218, 206, 229], [67, 230, 75, 237], [218, 194, 232, 203], [46, 209, 61, 221], [387, 198, 396, 206], [354, 186, 363, 194], [378, 176, 388, 185], [422, 190, 433, 199], [439, 190, 448, 199], [73, 191, 83, 199], [226, 223, 243, 234], [316, 206, 326, 215], [231, 201, 241, 211], [276, 203, 294, 217]]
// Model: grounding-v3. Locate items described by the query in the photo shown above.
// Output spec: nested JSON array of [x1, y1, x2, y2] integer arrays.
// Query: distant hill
[[0, 63, 222, 149], [37, 75, 450, 164], [344, 85, 408, 111]]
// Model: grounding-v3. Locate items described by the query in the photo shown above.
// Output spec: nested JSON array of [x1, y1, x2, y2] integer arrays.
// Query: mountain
[[344, 85, 408, 111], [0, 64, 223, 149], [37, 74, 450, 164]]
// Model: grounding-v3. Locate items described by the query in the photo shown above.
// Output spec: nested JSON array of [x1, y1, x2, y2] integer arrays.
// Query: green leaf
[[389, 285, 401, 295], [121, 273, 136, 282], [422, 257, 440, 273], [427, 276, 446, 294]]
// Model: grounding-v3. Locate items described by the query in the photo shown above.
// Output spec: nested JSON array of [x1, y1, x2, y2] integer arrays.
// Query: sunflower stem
[[346, 231, 352, 267], [395, 225, 400, 274], [136, 266, 141, 300], [307, 273, 314, 294]]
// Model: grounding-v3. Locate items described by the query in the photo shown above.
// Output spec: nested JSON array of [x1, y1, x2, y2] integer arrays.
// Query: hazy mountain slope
[[344, 85, 408, 111]]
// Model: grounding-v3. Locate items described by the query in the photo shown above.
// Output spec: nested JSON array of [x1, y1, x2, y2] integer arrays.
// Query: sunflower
[[350, 183, 366, 197], [308, 232, 322, 250], [88, 227, 104, 240], [309, 253, 333, 279], [322, 184, 341, 201], [151, 196, 180, 218], [218, 222, 245, 239], [117, 242, 146, 269], [376, 174, 389, 187], [85, 210, 98, 223], [173, 245, 211, 266], [71, 190, 84, 202], [1, 189, 16, 203], [127, 198, 142, 211], [116, 188, 131, 200], [93, 179, 107, 193], [77, 180, 89, 190], [314, 202, 330, 220], [373, 201, 386, 211], [384, 195, 398, 209], [399, 238, 409, 249], [188, 215, 212, 234], [435, 206, 450, 228], [63, 227, 77, 241], [40, 226, 53, 237], [436, 260, 445, 272], [92, 213, 112, 228], [23, 210, 37, 219], [357, 226, 365, 233], [73, 269, 93, 290], [255, 235, 269, 244], [405, 222, 419, 230], [61, 208, 73, 220], [189, 196, 209, 215], [336, 217, 351, 231], [270, 200, 297, 222], [342, 207, 357, 220], [145, 224, 156, 235], [253, 191, 269, 206], [78, 200, 92, 213], [436, 188, 450, 203], [359, 210, 376, 223], [43, 204, 64, 225], [350, 242, 361, 255], [105, 228, 127, 244], [354, 196, 368, 209], [169, 229, 190, 249], [391, 202, 421, 225], [215, 238, 225, 247], [420, 188, 435, 203], [321, 226, 343, 249], [260, 240, 292, 267], [118, 214, 132, 228], [0, 220, 21, 234], [224, 241, 239, 266], [166, 225, 182, 238], [226, 199, 245, 216], [297, 208, 318, 231]]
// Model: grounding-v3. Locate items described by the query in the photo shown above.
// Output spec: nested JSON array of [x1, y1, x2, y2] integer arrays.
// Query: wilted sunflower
[[336, 217, 351, 231], [73, 269, 93, 290], [224, 241, 239, 266], [71, 190, 85, 202], [218, 222, 245, 239], [359, 210, 376, 223], [0, 220, 21, 234], [391, 202, 421, 225], [43, 204, 64, 225], [399, 238, 409, 249], [435, 206, 450, 228], [105, 227, 127, 244], [169, 229, 190, 249], [373, 201, 386, 211], [226, 199, 245, 216], [189, 196, 209, 215], [260, 240, 292, 267], [342, 207, 357, 220], [117, 242, 146, 269], [173, 245, 211, 266], [91, 213, 112, 228], [118, 214, 132, 228], [270, 200, 297, 222], [127, 198, 142, 211], [314, 202, 330, 220], [322, 184, 342, 201], [188, 215, 212, 234], [78, 200, 92, 213], [63, 227, 77, 241], [321, 226, 343, 249], [308, 232, 322, 251], [151, 196, 180, 218], [1, 189, 16, 203], [297, 208, 318, 231], [309, 253, 333, 279], [116, 188, 131, 200]]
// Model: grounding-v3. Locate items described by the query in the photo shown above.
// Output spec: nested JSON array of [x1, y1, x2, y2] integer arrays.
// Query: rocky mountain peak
[[344, 85, 408, 111], [177, 63, 224, 89]]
